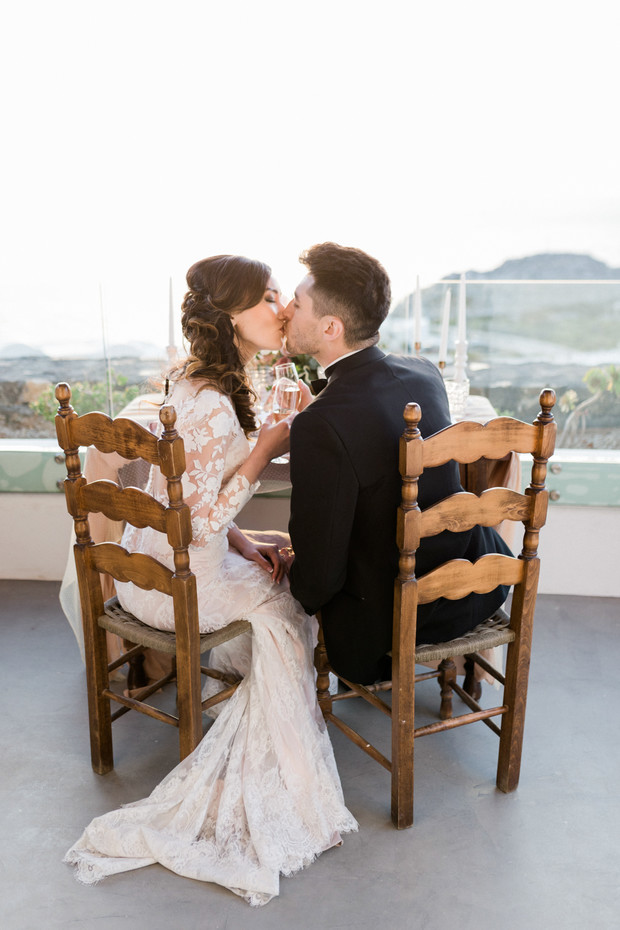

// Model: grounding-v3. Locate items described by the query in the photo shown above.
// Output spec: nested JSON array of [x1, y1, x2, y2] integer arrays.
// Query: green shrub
[[30, 372, 142, 422]]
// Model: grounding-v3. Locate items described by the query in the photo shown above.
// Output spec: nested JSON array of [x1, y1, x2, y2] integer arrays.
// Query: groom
[[283, 242, 511, 684]]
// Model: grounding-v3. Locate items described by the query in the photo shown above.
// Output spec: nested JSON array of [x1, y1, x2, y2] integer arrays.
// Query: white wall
[[0, 493, 292, 583], [1, 494, 72, 581], [1, 493, 618, 599], [537, 505, 620, 598]]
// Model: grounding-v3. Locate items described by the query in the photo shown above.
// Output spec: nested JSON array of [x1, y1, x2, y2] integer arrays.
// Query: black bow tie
[[310, 377, 328, 396]]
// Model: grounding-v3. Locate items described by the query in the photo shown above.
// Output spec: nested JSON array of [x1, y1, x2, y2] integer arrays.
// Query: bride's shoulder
[[172, 378, 235, 416]]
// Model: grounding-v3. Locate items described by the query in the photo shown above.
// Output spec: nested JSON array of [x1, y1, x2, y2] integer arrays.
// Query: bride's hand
[[253, 413, 293, 461], [244, 544, 287, 583], [237, 414, 293, 486]]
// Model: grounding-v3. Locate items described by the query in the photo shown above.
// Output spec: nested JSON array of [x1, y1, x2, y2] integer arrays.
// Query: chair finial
[[403, 402, 422, 432], [538, 389, 556, 424], [55, 382, 72, 408], [160, 403, 177, 433]]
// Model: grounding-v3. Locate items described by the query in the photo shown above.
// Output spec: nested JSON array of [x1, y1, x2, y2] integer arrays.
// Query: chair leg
[[391, 589, 416, 829], [315, 620, 333, 717], [172, 577, 205, 761], [497, 638, 528, 792], [438, 658, 456, 719], [80, 612, 114, 775], [177, 653, 204, 761], [126, 650, 148, 693], [391, 654, 415, 829], [463, 655, 482, 702], [497, 568, 538, 793], [77, 559, 114, 775]]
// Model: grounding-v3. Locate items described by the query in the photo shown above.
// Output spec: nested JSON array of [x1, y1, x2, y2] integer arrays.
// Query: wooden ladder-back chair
[[315, 388, 556, 829], [55, 382, 250, 774]]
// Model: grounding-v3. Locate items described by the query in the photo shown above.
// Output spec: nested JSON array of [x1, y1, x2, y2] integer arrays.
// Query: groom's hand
[[298, 380, 314, 411]]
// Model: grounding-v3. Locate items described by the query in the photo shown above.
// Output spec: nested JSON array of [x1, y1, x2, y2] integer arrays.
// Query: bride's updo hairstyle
[[174, 254, 271, 436]]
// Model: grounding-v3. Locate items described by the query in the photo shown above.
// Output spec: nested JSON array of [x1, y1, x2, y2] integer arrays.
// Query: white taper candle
[[414, 276, 422, 348], [168, 277, 175, 348], [457, 273, 467, 342], [439, 289, 451, 366]]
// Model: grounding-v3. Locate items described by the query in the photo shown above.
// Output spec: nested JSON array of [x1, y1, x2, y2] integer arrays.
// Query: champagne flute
[[272, 362, 301, 422], [250, 364, 276, 423], [269, 362, 300, 464]]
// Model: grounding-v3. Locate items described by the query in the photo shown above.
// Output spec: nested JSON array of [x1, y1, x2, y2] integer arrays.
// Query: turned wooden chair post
[[315, 616, 333, 717], [438, 658, 458, 719], [157, 404, 203, 759], [391, 402, 423, 829], [56, 382, 114, 773], [496, 388, 556, 792]]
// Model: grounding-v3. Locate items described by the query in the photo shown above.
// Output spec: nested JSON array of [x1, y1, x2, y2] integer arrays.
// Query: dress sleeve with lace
[[170, 384, 259, 547]]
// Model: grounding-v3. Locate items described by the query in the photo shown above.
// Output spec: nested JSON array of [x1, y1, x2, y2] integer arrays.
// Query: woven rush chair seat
[[412, 607, 512, 664], [102, 596, 251, 656]]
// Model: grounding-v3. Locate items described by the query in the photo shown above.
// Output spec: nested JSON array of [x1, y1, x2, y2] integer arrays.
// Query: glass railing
[[381, 279, 620, 453]]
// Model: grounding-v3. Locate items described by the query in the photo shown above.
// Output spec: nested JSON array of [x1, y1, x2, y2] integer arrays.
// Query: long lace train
[[64, 592, 357, 906]]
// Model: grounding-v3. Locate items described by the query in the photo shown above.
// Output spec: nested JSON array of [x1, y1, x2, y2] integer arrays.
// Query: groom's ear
[[322, 317, 345, 342]]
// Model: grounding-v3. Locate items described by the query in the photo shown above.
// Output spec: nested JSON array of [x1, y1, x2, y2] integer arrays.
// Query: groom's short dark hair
[[299, 242, 391, 346]]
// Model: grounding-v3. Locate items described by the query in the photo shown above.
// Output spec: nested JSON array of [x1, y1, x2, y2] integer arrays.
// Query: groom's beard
[[282, 332, 299, 356], [282, 330, 296, 355], [283, 329, 319, 359]]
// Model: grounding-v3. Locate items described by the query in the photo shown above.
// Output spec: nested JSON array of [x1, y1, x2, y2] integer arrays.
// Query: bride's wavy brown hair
[[171, 254, 271, 435]]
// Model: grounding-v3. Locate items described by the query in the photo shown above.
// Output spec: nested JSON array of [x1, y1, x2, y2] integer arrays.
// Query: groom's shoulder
[[384, 352, 437, 375], [289, 400, 344, 456]]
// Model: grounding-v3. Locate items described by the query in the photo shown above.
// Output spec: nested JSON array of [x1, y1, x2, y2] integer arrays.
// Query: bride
[[64, 254, 357, 906]]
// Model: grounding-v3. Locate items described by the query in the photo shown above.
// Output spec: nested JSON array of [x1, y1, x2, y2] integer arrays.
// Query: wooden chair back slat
[[420, 487, 532, 538], [417, 553, 526, 604], [87, 543, 174, 596], [422, 418, 539, 467], [403, 391, 556, 605], [70, 413, 161, 465], [80, 481, 168, 534]]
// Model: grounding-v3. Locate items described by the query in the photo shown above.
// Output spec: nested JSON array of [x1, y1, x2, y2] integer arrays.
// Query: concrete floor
[[1, 581, 619, 930]]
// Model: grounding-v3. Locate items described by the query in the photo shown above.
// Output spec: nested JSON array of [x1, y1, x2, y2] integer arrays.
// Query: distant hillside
[[443, 252, 620, 281], [0, 340, 165, 361], [384, 252, 620, 361], [0, 343, 49, 359]]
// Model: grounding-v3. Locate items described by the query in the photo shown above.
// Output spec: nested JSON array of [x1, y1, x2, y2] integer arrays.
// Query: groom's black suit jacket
[[288, 346, 511, 683]]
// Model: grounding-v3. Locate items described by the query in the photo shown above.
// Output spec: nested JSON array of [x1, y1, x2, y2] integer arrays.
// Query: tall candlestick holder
[[444, 338, 470, 420], [453, 338, 468, 382]]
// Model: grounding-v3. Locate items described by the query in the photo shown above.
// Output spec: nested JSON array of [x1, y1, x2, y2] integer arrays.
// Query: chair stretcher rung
[[414, 704, 507, 738], [108, 670, 177, 721], [326, 713, 392, 771], [103, 688, 179, 727], [450, 682, 502, 736], [467, 651, 506, 686]]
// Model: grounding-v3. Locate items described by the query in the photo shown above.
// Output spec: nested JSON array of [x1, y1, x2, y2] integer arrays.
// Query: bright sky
[[1, 0, 619, 351]]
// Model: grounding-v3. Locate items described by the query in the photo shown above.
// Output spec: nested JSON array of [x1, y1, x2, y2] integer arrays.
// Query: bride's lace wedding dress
[[64, 379, 357, 906]]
